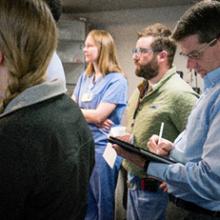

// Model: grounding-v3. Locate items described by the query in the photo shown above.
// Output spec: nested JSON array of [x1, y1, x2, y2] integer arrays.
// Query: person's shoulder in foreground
[[0, 80, 95, 219], [0, 0, 94, 219]]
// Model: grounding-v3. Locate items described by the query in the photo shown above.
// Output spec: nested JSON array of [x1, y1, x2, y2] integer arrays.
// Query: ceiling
[[62, 0, 198, 13]]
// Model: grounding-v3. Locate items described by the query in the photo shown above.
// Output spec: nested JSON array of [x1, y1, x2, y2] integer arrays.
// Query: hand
[[112, 144, 146, 169], [159, 182, 168, 192], [96, 119, 113, 130], [116, 134, 133, 143], [147, 135, 173, 156]]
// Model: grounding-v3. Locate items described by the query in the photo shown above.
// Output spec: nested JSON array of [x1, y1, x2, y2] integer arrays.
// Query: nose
[[187, 58, 198, 71], [132, 52, 139, 61]]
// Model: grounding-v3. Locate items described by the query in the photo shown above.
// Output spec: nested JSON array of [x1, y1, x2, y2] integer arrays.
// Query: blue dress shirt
[[147, 67, 220, 211]]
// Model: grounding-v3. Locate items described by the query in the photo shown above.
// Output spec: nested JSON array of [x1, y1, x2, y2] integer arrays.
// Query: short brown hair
[[44, 0, 62, 22], [172, 1, 220, 43], [138, 23, 176, 67]]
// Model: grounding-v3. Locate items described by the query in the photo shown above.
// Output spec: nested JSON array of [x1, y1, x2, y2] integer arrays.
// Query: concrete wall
[[69, 5, 202, 97]]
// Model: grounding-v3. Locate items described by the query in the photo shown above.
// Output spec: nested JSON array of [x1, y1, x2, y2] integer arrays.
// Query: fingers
[[147, 135, 173, 156], [155, 147, 169, 156], [159, 182, 168, 192], [97, 119, 114, 129], [159, 141, 173, 155], [112, 144, 146, 168], [112, 144, 125, 156], [104, 119, 113, 127], [149, 134, 159, 145], [147, 135, 159, 153], [117, 134, 131, 143], [112, 144, 134, 161], [102, 119, 113, 130]]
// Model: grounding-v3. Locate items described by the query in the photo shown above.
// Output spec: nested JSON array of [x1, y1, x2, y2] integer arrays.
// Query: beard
[[135, 56, 159, 80]]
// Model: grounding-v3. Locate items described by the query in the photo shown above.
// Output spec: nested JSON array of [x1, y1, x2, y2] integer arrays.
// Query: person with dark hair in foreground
[[0, 0, 94, 219], [45, 0, 66, 85], [45, 0, 62, 22], [114, 1, 220, 220]]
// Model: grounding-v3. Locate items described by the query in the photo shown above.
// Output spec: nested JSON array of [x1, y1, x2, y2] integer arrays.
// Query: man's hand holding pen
[[147, 134, 173, 156], [112, 134, 174, 193]]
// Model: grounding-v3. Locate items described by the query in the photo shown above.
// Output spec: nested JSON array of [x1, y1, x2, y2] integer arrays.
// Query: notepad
[[108, 136, 176, 165]]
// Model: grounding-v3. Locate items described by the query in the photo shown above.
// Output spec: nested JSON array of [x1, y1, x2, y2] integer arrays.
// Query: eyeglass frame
[[179, 38, 218, 60], [132, 47, 162, 55]]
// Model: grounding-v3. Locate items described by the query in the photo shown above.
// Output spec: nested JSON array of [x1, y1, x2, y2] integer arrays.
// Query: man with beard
[[120, 23, 199, 220]]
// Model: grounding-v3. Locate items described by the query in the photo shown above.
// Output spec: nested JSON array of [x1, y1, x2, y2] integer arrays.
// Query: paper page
[[103, 143, 117, 169]]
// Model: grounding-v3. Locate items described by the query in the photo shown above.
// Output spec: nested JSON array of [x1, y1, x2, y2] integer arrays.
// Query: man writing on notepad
[[114, 1, 220, 220], [117, 23, 198, 220]]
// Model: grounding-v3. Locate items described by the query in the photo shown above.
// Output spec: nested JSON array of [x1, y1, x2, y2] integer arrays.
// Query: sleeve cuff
[[146, 162, 169, 181]]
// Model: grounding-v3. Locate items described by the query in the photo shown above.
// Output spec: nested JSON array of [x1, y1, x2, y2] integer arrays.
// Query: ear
[[0, 52, 4, 64], [157, 50, 168, 63]]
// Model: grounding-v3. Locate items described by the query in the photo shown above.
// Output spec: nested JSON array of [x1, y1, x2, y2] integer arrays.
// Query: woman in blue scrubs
[[73, 29, 128, 220]]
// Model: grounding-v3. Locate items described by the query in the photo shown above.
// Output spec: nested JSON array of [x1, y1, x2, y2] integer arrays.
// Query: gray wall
[[70, 5, 202, 97]]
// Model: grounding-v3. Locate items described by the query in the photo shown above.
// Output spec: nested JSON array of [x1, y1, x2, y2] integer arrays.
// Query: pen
[[158, 122, 164, 145]]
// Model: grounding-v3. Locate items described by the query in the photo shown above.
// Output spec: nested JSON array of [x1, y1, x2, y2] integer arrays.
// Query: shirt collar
[[149, 66, 176, 91], [0, 80, 66, 118], [203, 67, 220, 91], [137, 66, 177, 95]]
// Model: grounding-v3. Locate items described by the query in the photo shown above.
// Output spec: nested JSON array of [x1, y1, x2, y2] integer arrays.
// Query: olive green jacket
[[123, 67, 199, 177]]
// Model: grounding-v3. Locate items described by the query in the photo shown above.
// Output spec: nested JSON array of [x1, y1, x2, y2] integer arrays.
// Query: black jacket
[[0, 81, 95, 219]]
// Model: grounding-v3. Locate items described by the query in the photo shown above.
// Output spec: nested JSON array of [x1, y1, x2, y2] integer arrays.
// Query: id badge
[[81, 91, 93, 102]]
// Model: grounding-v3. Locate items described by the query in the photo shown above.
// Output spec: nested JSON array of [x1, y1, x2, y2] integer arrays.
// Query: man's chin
[[135, 71, 143, 77], [196, 69, 207, 78]]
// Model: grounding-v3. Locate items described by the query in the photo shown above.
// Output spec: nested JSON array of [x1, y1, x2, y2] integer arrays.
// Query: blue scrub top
[[74, 72, 128, 149]]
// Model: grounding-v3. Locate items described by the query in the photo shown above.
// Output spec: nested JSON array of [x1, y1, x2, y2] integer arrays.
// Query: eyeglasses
[[179, 38, 217, 60], [132, 47, 153, 55]]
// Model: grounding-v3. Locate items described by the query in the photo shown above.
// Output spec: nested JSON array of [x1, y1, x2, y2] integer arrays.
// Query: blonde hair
[[85, 30, 122, 76], [0, 0, 57, 111]]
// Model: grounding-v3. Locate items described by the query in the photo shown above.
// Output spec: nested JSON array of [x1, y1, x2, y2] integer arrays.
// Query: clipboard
[[108, 136, 176, 165]]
